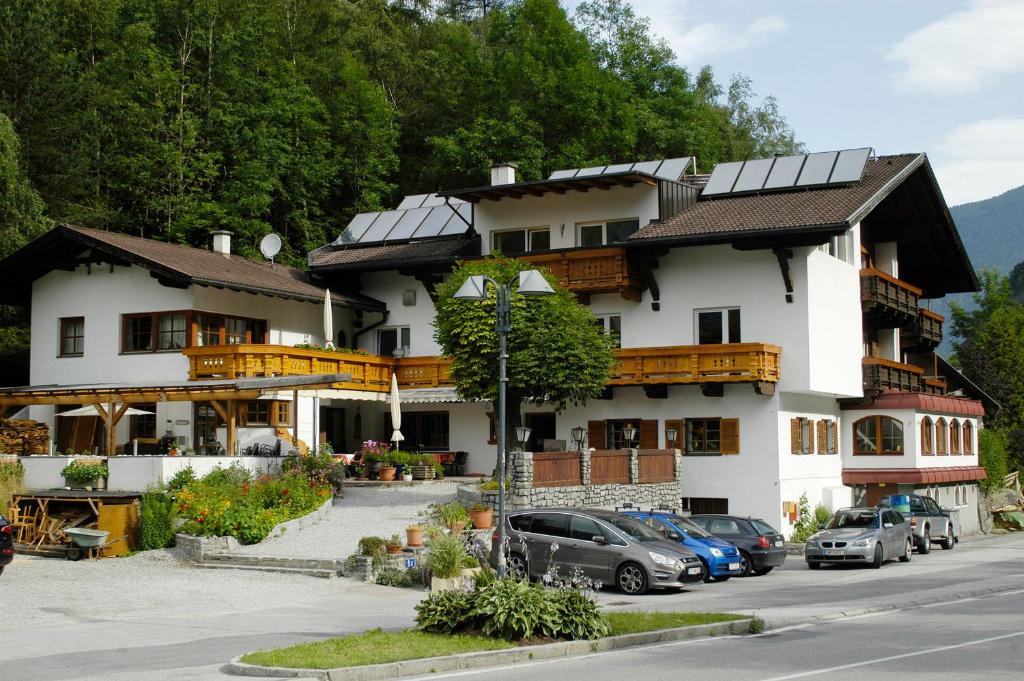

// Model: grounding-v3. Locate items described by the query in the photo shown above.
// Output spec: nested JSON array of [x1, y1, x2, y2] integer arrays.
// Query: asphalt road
[[1, 533, 1023, 681]]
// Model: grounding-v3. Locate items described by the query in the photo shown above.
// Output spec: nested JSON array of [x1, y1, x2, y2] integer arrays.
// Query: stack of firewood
[[0, 419, 50, 455]]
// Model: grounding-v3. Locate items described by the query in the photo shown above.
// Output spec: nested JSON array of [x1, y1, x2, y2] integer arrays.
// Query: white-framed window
[[378, 327, 410, 357], [576, 218, 640, 247], [592, 314, 622, 348], [492, 227, 550, 254], [695, 307, 741, 345]]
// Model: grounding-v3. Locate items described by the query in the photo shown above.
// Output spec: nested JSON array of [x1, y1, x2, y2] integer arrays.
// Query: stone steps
[[191, 553, 346, 578], [191, 561, 341, 579]]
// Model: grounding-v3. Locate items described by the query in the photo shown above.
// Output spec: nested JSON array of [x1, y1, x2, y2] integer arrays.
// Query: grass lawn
[[240, 612, 746, 670]]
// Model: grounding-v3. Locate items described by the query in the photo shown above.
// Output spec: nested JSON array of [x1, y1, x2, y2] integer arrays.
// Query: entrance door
[[320, 407, 346, 453], [194, 403, 223, 456], [524, 413, 556, 451]]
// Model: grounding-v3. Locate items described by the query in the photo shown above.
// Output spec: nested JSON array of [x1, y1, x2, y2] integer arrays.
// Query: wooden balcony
[[518, 247, 644, 302], [184, 342, 781, 392], [901, 308, 944, 352], [861, 268, 921, 326], [863, 356, 924, 394]]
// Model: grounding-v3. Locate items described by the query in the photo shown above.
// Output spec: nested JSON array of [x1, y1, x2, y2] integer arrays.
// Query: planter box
[[410, 464, 435, 480], [430, 568, 480, 593], [63, 476, 107, 490]]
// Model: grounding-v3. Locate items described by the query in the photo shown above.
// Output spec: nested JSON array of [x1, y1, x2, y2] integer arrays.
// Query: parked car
[[877, 494, 957, 553], [491, 508, 704, 594], [0, 511, 13, 576], [687, 514, 787, 576], [805, 507, 912, 569], [623, 510, 744, 582]]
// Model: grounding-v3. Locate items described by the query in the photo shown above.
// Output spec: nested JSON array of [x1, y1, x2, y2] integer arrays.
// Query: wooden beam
[[226, 399, 237, 457], [208, 400, 228, 423], [93, 404, 108, 422], [106, 401, 116, 456], [111, 403, 130, 427]]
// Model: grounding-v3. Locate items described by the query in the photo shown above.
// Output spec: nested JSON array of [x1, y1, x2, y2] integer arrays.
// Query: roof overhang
[[0, 374, 352, 407], [440, 171, 663, 203], [839, 392, 986, 418], [843, 466, 987, 485]]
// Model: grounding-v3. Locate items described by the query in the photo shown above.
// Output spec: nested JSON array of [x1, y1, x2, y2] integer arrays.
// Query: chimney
[[210, 230, 233, 257], [490, 162, 517, 186]]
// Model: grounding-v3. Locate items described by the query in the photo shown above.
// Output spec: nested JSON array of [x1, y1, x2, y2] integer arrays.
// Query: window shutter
[[830, 421, 838, 454], [816, 421, 826, 454], [721, 419, 740, 455], [639, 420, 658, 449], [807, 420, 814, 454], [588, 420, 606, 450], [790, 418, 801, 454]]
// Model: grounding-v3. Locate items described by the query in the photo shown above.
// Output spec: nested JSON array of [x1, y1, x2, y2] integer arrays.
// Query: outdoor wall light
[[515, 426, 532, 450], [571, 425, 586, 450], [666, 427, 678, 445], [623, 423, 637, 447]]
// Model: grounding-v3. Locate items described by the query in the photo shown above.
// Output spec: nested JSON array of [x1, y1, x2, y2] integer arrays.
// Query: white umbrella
[[58, 406, 153, 417], [390, 373, 404, 445], [323, 288, 335, 349]]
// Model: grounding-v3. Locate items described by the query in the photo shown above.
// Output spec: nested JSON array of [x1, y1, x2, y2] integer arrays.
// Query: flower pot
[[64, 476, 107, 490], [378, 466, 397, 482], [469, 508, 493, 530], [406, 526, 424, 547], [167, 448, 181, 457], [449, 520, 466, 534], [402, 474, 413, 482], [410, 464, 435, 480], [386, 545, 403, 555]]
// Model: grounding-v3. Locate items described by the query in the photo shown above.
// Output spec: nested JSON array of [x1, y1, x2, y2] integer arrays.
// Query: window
[[963, 421, 974, 454], [853, 416, 904, 455], [123, 312, 196, 353], [276, 401, 291, 426], [492, 228, 550, 254], [198, 314, 221, 346], [124, 315, 154, 352], [569, 515, 604, 542], [592, 314, 622, 348], [245, 401, 270, 424], [684, 418, 740, 456], [921, 416, 934, 455], [576, 218, 640, 246], [59, 317, 85, 357], [949, 419, 961, 455], [194, 313, 266, 347], [157, 313, 187, 350], [509, 514, 533, 532], [824, 420, 838, 454], [531, 512, 569, 538], [606, 419, 640, 449], [406, 411, 450, 450], [130, 403, 157, 440], [936, 418, 948, 455], [378, 327, 411, 357], [686, 498, 730, 516], [791, 418, 813, 455], [225, 317, 249, 345], [695, 308, 741, 344]]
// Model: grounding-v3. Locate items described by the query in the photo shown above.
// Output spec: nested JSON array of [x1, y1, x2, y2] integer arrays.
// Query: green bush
[[0, 460, 24, 510], [140, 491, 176, 550], [471, 579, 560, 640], [432, 501, 469, 528], [60, 460, 109, 483], [548, 588, 609, 640], [166, 466, 196, 493], [979, 429, 1010, 493], [789, 493, 816, 543], [426, 534, 467, 579], [415, 590, 477, 633], [358, 536, 387, 557], [813, 505, 831, 529], [375, 565, 412, 587]]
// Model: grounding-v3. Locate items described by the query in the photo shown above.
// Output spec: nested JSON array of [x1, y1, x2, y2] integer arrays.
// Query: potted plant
[[409, 456, 435, 480], [436, 501, 470, 534], [425, 534, 468, 592], [359, 440, 389, 479], [385, 534, 403, 555], [60, 460, 109, 490], [354, 464, 368, 480], [389, 450, 410, 477], [402, 469, 414, 482], [167, 440, 181, 457], [406, 523, 424, 547], [469, 503, 493, 530]]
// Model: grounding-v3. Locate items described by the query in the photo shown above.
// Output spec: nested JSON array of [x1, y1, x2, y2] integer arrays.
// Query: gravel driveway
[[232, 481, 460, 560]]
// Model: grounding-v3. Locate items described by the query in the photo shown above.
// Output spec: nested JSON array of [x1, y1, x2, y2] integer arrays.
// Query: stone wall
[[509, 449, 682, 510]]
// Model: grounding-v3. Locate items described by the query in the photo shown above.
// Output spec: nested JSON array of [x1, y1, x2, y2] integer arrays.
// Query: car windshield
[[667, 515, 712, 538], [826, 511, 879, 529], [604, 514, 664, 542]]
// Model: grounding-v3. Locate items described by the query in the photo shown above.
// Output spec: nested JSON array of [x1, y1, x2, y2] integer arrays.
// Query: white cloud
[[886, 1, 1024, 94], [932, 118, 1024, 205]]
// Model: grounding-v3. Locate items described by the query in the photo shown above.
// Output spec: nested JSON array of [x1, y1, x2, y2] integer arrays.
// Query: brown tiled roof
[[631, 154, 923, 241], [309, 236, 481, 271], [31, 225, 384, 309]]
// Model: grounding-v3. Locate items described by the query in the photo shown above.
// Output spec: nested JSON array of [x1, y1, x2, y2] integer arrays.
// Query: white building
[[0, 150, 993, 535]]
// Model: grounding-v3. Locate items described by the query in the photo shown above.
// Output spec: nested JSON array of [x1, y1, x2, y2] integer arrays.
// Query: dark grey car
[[805, 507, 913, 569], [490, 508, 704, 594]]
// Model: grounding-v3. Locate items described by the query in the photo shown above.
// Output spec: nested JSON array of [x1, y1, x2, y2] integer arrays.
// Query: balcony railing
[[863, 356, 924, 394], [518, 247, 644, 302], [901, 308, 944, 352], [184, 342, 781, 390], [861, 268, 921, 325]]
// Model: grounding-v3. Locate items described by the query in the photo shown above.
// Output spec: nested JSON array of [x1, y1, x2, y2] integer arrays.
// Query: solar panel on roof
[[630, 160, 661, 176], [335, 212, 380, 244], [397, 194, 428, 210], [439, 204, 472, 236], [796, 151, 839, 186], [411, 206, 452, 238], [576, 166, 606, 177], [549, 169, 578, 180], [652, 157, 690, 181], [360, 210, 404, 242], [701, 161, 744, 195], [763, 155, 806, 189], [829, 147, 871, 183], [387, 207, 431, 240], [604, 163, 634, 174], [732, 158, 775, 193]]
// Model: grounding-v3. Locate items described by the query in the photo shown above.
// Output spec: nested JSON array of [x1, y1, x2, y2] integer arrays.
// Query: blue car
[[623, 510, 744, 582]]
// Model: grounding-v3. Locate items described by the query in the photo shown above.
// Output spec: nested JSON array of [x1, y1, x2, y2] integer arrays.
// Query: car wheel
[[899, 538, 912, 562], [919, 530, 931, 555], [506, 553, 529, 581], [738, 550, 753, 577], [806, 561, 820, 570], [700, 559, 712, 583], [870, 544, 883, 569], [617, 562, 649, 595], [941, 526, 955, 550], [753, 566, 774, 576]]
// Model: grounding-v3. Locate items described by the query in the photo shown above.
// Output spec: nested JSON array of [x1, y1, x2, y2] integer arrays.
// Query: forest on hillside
[[0, 0, 801, 265]]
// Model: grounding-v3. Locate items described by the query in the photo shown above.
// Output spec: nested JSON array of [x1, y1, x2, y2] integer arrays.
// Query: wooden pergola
[[0, 374, 351, 456]]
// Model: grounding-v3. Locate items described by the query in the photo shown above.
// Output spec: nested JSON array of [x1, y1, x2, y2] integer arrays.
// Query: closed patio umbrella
[[390, 373, 404, 446], [323, 288, 335, 349]]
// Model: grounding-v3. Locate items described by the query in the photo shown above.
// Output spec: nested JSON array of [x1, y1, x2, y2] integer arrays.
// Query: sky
[[563, 0, 1024, 207]]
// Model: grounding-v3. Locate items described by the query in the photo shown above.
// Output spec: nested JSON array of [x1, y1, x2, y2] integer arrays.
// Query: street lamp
[[514, 426, 532, 451], [570, 426, 586, 452], [453, 269, 555, 577]]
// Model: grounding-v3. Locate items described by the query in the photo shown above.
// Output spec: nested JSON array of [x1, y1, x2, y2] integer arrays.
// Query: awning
[[399, 387, 472, 404], [843, 466, 987, 485]]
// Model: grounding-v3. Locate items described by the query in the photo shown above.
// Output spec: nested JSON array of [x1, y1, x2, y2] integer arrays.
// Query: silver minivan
[[490, 508, 704, 594], [805, 507, 913, 569]]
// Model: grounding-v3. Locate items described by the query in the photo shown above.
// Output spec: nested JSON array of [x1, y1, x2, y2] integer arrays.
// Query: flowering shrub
[[176, 463, 330, 544], [359, 440, 390, 462]]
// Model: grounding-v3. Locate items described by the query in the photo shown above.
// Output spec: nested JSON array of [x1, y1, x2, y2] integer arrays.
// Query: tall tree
[[0, 113, 50, 257]]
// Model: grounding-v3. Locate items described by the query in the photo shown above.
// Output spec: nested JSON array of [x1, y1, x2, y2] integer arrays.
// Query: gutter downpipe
[[352, 310, 390, 351]]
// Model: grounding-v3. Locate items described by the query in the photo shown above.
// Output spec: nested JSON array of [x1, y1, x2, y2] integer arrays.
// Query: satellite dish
[[259, 233, 282, 266]]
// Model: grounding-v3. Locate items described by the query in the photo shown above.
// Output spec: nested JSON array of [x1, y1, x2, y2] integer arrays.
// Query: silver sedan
[[805, 507, 913, 569]]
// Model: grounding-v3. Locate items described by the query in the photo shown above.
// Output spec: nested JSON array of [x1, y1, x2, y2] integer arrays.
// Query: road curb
[[224, 619, 754, 680]]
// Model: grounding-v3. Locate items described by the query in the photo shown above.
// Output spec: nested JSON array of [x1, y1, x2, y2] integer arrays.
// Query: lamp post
[[570, 426, 586, 452], [453, 269, 555, 577]]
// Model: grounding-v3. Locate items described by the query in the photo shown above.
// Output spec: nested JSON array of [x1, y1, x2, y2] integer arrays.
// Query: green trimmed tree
[[434, 256, 616, 468]]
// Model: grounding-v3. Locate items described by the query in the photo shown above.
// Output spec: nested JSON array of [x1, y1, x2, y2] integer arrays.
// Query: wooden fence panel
[[533, 452, 582, 487], [591, 450, 630, 484], [637, 449, 675, 483]]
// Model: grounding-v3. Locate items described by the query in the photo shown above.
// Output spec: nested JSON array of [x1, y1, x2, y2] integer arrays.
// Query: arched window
[[963, 421, 974, 454], [853, 416, 904, 455], [955, 486, 961, 506], [921, 416, 934, 455], [950, 420, 961, 454], [936, 418, 948, 455]]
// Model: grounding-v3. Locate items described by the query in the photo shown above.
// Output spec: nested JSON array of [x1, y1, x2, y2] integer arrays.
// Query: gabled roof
[[0, 224, 385, 310]]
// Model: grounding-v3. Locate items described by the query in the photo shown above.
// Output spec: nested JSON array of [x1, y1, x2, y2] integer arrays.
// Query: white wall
[[841, 409, 981, 470], [192, 286, 339, 347], [358, 272, 442, 356], [805, 237, 864, 397]]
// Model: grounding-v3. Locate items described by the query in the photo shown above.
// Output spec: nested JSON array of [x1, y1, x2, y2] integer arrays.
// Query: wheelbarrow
[[64, 528, 122, 561]]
